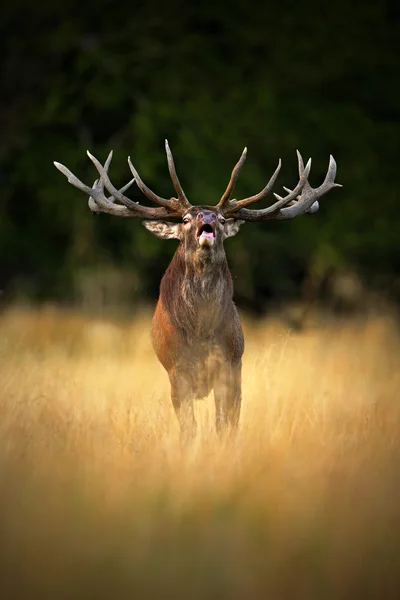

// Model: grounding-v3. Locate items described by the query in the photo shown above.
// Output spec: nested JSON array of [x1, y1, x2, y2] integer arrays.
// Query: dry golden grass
[[0, 304, 399, 599]]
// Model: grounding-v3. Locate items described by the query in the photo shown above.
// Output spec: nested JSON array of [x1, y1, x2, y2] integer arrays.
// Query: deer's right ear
[[142, 221, 181, 240]]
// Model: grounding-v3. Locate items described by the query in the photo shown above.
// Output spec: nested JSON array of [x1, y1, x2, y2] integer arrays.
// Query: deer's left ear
[[223, 219, 244, 239], [142, 221, 181, 240]]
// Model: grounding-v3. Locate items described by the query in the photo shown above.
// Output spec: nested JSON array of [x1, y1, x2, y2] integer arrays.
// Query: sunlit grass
[[0, 305, 399, 598]]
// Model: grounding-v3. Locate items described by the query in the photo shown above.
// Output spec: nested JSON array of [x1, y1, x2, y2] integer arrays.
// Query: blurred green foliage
[[1, 0, 399, 310]]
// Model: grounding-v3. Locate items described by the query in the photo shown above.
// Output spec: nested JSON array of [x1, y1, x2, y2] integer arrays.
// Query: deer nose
[[197, 212, 216, 223]]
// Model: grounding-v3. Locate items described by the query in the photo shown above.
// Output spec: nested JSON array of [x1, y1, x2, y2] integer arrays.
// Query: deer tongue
[[198, 229, 215, 247]]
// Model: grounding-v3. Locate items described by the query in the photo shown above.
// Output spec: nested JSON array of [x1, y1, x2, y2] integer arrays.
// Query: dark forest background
[[1, 0, 399, 314]]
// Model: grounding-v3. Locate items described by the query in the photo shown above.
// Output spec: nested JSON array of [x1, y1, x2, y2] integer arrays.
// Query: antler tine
[[103, 149, 114, 172], [323, 154, 338, 186], [54, 161, 95, 197], [217, 147, 248, 209], [165, 140, 191, 209], [54, 152, 178, 220], [297, 148, 306, 175]]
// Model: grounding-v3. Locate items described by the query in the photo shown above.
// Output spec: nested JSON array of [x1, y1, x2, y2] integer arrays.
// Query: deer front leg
[[169, 368, 197, 444], [213, 361, 242, 435]]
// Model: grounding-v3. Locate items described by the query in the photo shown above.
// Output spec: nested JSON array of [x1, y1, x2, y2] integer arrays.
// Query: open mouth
[[197, 224, 215, 240]]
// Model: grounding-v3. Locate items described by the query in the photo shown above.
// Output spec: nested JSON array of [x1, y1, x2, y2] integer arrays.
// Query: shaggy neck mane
[[159, 242, 233, 334]]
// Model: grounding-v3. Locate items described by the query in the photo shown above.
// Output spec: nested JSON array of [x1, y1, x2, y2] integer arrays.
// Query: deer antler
[[218, 150, 341, 221], [54, 142, 192, 219], [55, 144, 341, 222]]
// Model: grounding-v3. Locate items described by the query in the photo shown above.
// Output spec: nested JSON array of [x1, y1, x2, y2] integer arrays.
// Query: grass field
[[0, 304, 399, 599]]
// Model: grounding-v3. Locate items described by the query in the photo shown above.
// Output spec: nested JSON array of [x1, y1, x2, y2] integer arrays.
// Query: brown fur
[[144, 206, 244, 439]]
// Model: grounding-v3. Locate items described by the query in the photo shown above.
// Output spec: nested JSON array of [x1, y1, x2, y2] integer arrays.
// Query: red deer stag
[[54, 142, 341, 440]]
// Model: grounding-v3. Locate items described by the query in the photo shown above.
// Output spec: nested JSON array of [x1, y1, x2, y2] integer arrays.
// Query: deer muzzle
[[196, 213, 217, 247]]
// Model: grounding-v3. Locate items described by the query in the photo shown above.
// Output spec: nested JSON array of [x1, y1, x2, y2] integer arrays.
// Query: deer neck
[[161, 244, 233, 337], [179, 242, 229, 290]]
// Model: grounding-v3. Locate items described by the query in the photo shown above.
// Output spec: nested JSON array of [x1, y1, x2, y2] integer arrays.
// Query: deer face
[[183, 208, 223, 248], [143, 207, 243, 252]]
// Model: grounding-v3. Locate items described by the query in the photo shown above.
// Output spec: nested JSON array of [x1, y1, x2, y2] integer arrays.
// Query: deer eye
[[220, 218, 226, 225], [183, 217, 190, 224]]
